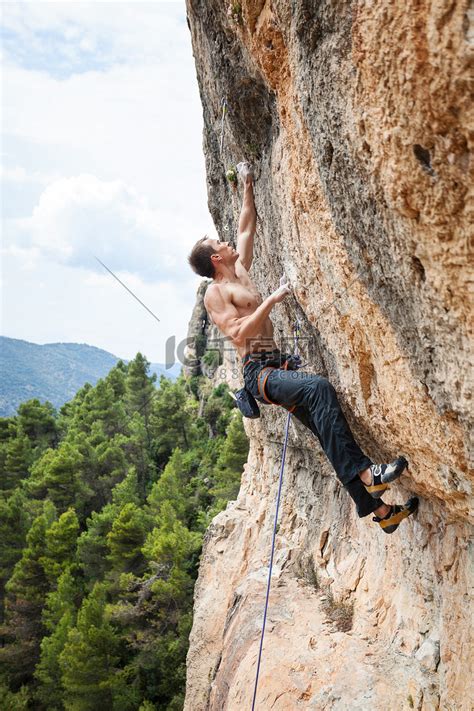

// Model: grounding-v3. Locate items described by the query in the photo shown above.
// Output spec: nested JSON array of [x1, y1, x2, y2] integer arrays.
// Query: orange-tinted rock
[[184, 1, 473, 709]]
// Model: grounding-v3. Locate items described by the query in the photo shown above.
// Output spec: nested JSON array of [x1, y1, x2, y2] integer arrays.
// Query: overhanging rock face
[[184, 2, 473, 709]]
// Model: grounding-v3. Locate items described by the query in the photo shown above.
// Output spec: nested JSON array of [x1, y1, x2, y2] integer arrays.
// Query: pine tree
[[125, 354, 156, 420], [125, 415, 156, 503], [0, 417, 13, 444], [67, 428, 119, 516], [138, 701, 156, 711], [0, 489, 32, 624], [76, 504, 117, 581], [202, 382, 235, 437], [35, 611, 73, 709], [106, 361, 127, 400], [57, 383, 93, 435], [59, 583, 122, 711], [35, 569, 81, 710], [28, 442, 93, 518], [146, 448, 188, 524], [106, 503, 150, 574], [0, 402, 56, 494], [149, 379, 195, 468], [90, 380, 128, 437], [1, 430, 33, 491], [111, 504, 201, 709], [123, 354, 158, 500], [77, 469, 141, 581], [61, 378, 127, 443], [209, 413, 248, 509], [0, 500, 57, 688], [42, 567, 81, 634], [0, 682, 30, 710], [110, 406, 204, 701], [111, 467, 140, 508], [141, 502, 202, 620], [17, 399, 58, 453], [41, 508, 80, 584], [93, 433, 130, 506]]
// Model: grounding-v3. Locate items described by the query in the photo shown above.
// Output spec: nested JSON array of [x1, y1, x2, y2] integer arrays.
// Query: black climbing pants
[[243, 350, 382, 518]]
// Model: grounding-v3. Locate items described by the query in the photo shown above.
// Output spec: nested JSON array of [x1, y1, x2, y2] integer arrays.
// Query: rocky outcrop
[[183, 280, 225, 379], [182, 280, 210, 377], [184, 2, 473, 709]]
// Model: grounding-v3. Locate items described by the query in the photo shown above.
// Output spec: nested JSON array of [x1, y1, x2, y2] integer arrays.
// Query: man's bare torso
[[206, 261, 277, 358]]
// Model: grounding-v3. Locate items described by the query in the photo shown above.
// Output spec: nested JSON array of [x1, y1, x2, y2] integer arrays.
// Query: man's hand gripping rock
[[271, 276, 292, 304]]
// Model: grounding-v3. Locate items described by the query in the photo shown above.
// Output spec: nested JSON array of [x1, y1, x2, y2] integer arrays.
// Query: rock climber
[[187, 162, 418, 533]]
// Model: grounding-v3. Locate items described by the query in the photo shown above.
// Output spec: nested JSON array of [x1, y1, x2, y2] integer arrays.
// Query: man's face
[[206, 238, 239, 266]]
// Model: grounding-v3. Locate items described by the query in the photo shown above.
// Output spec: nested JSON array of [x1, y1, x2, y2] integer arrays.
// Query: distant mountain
[[0, 336, 181, 417]]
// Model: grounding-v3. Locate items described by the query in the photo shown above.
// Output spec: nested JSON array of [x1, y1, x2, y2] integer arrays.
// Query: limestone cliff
[[184, 2, 473, 709], [183, 280, 211, 377]]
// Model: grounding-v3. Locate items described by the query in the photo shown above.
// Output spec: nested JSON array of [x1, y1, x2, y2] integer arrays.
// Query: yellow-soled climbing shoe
[[364, 455, 409, 498], [373, 497, 419, 534]]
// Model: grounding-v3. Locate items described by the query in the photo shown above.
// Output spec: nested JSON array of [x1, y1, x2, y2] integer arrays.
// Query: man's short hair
[[188, 236, 216, 278]]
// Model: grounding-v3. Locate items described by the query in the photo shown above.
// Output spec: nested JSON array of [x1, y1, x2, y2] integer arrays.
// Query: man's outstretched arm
[[237, 171, 256, 271]]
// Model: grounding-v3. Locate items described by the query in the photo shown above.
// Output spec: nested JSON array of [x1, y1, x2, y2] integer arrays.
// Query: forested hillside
[[0, 353, 248, 710], [0, 337, 181, 417]]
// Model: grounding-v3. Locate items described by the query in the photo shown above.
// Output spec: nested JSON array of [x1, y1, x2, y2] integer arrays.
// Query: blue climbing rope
[[251, 320, 300, 710]]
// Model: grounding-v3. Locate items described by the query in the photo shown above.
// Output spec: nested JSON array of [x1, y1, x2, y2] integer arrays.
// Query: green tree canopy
[[0, 353, 249, 709], [28, 443, 93, 518], [59, 582, 125, 711], [42, 509, 80, 583], [17, 399, 58, 452], [106, 503, 150, 574], [1, 500, 57, 687]]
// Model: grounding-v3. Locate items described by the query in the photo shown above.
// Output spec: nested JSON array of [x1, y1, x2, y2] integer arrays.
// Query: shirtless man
[[188, 163, 418, 534]]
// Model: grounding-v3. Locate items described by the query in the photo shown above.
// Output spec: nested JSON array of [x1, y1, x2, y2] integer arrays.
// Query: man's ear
[[210, 253, 221, 264]]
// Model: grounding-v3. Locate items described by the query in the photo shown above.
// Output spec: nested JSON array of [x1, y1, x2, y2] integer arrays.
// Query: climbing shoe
[[364, 456, 409, 498], [236, 161, 254, 183], [373, 497, 419, 534]]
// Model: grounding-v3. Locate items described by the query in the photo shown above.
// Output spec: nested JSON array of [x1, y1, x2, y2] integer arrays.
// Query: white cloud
[[2, 49, 217, 278], [2, 47, 212, 230], [8, 174, 194, 280], [1, 2, 187, 75], [1, 2, 219, 362]]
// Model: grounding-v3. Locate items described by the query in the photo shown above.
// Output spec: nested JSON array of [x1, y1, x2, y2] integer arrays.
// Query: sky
[[1, 0, 217, 366]]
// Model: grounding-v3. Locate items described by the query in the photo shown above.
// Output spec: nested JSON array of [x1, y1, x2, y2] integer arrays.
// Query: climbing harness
[[235, 351, 302, 420], [251, 321, 300, 711], [254, 353, 302, 414]]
